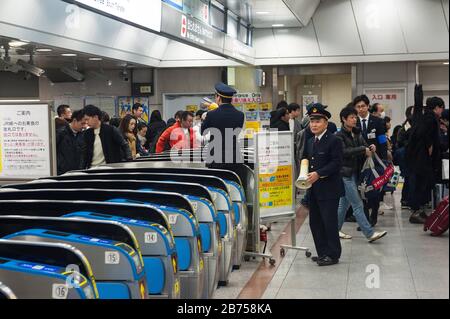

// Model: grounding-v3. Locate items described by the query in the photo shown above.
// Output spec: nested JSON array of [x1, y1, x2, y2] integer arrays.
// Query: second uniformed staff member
[[201, 82, 245, 168], [303, 105, 344, 266]]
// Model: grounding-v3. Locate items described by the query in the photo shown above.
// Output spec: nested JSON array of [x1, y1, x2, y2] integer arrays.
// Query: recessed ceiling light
[[61, 53, 77, 57], [89, 57, 103, 61], [272, 24, 285, 27], [36, 48, 53, 52], [9, 40, 29, 47]]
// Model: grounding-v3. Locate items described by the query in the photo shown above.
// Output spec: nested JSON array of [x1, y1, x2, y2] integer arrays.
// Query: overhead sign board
[[73, 0, 162, 32], [161, 3, 225, 56]]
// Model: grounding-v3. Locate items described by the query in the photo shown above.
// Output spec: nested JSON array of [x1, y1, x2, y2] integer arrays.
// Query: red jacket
[[155, 121, 196, 153]]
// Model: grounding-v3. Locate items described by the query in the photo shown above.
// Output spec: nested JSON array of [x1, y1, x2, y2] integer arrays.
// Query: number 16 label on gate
[[105, 251, 120, 264]]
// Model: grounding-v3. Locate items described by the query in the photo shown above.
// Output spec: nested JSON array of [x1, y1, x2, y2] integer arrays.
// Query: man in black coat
[[201, 83, 245, 167], [354, 95, 388, 226], [303, 104, 344, 266], [56, 109, 86, 175], [81, 105, 132, 169], [406, 95, 445, 223]]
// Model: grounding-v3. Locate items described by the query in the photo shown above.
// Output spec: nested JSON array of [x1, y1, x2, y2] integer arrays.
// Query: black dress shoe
[[317, 256, 339, 266]]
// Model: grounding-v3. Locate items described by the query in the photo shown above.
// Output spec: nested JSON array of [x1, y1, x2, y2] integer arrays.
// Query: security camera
[[17, 59, 45, 77], [60, 66, 85, 81]]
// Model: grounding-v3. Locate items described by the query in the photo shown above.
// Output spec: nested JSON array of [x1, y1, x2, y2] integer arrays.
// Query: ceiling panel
[[396, 0, 449, 53], [313, 0, 364, 56], [352, 0, 408, 55]]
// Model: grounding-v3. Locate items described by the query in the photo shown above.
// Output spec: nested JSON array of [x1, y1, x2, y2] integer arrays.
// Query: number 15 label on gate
[[105, 251, 120, 265]]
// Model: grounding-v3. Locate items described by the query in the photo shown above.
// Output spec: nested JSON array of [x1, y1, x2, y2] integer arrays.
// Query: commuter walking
[[270, 107, 290, 131], [56, 109, 87, 175], [156, 111, 196, 153], [354, 95, 388, 226], [336, 106, 388, 243], [146, 110, 167, 152], [406, 95, 445, 223], [119, 114, 139, 160], [55, 104, 72, 131], [81, 105, 132, 169]]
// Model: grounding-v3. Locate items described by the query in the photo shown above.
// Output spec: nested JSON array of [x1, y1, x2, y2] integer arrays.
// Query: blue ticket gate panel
[[43, 173, 235, 287], [0, 240, 97, 299], [1, 182, 218, 298], [0, 216, 146, 299]]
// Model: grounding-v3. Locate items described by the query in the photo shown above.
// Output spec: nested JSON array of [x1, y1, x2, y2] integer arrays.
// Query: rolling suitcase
[[424, 196, 449, 236]]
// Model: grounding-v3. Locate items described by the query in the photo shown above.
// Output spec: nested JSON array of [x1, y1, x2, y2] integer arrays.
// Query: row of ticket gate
[[0, 161, 257, 299]]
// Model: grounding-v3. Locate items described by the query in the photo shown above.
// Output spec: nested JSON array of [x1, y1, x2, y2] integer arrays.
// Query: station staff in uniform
[[201, 82, 245, 168], [303, 105, 344, 266]]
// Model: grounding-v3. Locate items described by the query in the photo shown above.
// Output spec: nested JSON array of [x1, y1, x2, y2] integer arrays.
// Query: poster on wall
[[118, 97, 133, 118], [133, 97, 150, 123], [0, 104, 53, 179], [302, 95, 319, 117], [363, 88, 406, 128], [256, 131, 294, 219]]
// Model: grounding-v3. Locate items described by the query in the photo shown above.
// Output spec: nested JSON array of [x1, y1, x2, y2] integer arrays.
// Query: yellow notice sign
[[244, 121, 261, 139], [259, 103, 272, 111], [244, 103, 258, 112], [259, 165, 293, 209]]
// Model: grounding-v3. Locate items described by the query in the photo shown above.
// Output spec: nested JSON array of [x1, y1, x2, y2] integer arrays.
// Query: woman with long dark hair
[[119, 114, 138, 160]]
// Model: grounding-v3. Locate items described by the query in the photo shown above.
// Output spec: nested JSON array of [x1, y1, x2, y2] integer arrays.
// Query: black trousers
[[309, 191, 342, 260], [364, 193, 382, 225]]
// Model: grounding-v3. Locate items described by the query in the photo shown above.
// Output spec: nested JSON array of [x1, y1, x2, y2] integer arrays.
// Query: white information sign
[[256, 131, 295, 220], [0, 104, 53, 179], [75, 0, 162, 32]]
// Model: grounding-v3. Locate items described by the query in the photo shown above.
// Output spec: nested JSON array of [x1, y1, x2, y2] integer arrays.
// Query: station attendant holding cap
[[302, 104, 344, 266]]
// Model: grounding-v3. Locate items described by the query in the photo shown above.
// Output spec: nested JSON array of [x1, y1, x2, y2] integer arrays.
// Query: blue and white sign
[[163, 0, 183, 10]]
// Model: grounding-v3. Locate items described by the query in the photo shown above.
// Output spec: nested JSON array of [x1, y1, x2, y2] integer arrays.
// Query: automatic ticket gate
[[0, 214, 146, 299], [0, 188, 198, 299], [51, 172, 236, 286], [5, 180, 220, 299], [85, 164, 248, 269], [0, 195, 181, 300], [0, 240, 97, 299]]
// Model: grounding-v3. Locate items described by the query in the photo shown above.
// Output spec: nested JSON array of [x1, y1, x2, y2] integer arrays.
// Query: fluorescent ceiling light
[[36, 48, 53, 52], [272, 24, 285, 27], [256, 11, 270, 15], [444, 62, 449, 65], [61, 53, 77, 57], [9, 40, 29, 47], [0, 99, 41, 103], [89, 57, 103, 61]]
